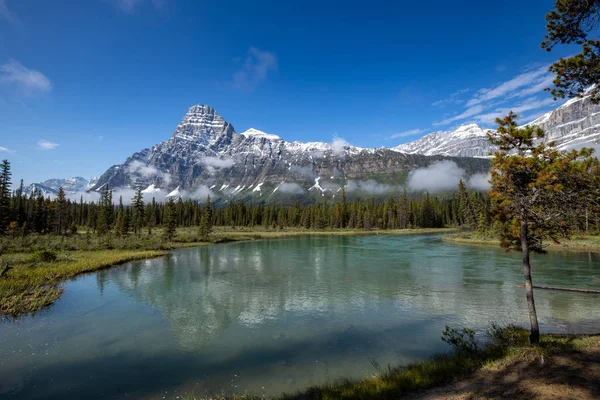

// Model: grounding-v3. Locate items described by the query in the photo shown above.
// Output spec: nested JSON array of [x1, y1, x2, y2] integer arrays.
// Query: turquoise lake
[[1, 234, 599, 399]]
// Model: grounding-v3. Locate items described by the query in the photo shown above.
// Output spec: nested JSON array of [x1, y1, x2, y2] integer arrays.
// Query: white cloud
[[116, 0, 164, 13], [387, 129, 424, 139], [198, 156, 234, 174], [473, 97, 556, 125], [433, 105, 485, 126], [277, 182, 304, 194], [126, 160, 172, 184], [345, 179, 400, 195], [407, 161, 466, 192], [232, 47, 278, 91], [467, 172, 491, 191], [432, 88, 470, 107], [289, 165, 316, 178], [466, 65, 550, 107], [37, 140, 59, 150], [0, 145, 13, 154], [0, 59, 52, 97], [511, 74, 555, 98], [331, 136, 349, 155], [0, 0, 19, 23]]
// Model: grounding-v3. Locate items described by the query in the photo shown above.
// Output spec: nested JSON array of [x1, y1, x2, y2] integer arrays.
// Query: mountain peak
[[173, 104, 235, 144]]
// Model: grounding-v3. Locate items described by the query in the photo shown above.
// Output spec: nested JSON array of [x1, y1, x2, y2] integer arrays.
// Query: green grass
[[0, 249, 168, 317], [0, 226, 454, 317], [177, 326, 597, 400], [443, 231, 600, 252]]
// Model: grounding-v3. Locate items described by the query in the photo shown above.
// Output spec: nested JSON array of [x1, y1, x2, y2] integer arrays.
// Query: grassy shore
[[0, 227, 453, 317], [179, 327, 599, 400], [443, 231, 600, 252]]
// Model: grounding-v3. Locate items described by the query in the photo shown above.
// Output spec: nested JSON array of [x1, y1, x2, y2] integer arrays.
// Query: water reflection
[[1, 235, 599, 399], [107, 236, 600, 352]]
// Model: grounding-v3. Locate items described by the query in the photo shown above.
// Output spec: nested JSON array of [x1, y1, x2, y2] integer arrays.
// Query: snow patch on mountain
[[240, 128, 281, 141]]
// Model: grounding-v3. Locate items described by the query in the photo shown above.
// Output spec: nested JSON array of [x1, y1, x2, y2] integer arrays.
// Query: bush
[[442, 326, 479, 354], [486, 322, 529, 346], [32, 250, 58, 263]]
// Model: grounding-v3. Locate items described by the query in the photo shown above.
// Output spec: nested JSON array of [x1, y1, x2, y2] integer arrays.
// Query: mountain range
[[27, 93, 600, 203]]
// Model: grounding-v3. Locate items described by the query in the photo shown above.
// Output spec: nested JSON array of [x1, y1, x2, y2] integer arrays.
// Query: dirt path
[[410, 337, 600, 400]]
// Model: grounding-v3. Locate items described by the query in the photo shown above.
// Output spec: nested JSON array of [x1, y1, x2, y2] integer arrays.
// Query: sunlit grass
[[0, 249, 167, 317], [176, 326, 597, 400], [0, 226, 455, 317], [443, 231, 600, 252]]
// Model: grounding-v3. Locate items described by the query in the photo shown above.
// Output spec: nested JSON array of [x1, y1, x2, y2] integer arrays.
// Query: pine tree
[[131, 189, 145, 237], [199, 195, 212, 240], [162, 197, 177, 241], [96, 185, 113, 237], [542, 1, 600, 103], [55, 187, 69, 235], [0, 159, 12, 234], [488, 112, 600, 344]]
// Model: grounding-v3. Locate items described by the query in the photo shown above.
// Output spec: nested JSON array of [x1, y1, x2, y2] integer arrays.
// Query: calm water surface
[[1, 234, 599, 399]]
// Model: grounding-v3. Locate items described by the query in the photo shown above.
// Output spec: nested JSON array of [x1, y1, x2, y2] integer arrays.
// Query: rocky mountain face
[[526, 94, 600, 150], [394, 94, 600, 158], [91, 105, 490, 203], [25, 177, 92, 197], [393, 124, 496, 158]]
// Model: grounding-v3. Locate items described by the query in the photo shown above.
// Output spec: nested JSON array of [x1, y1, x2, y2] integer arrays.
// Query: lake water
[[1, 234, 600, 399]]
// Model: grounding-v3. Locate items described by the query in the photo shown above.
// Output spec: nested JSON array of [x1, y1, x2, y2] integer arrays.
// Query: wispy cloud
[[433, 105, 485, 126], [387, 129, 424, 139], [466, 65, 549, 107], [0, 59, 52, 97], [0, 145, 14, 155], [115, 0, 165, 14], [331, 136, 350, 155], [432, 88, 470, 107], [0, 0, 19, 24], [432, 64, 557, 127], [473, 97, 556, 125], [37, 140, 59, 150], [232, 47, 278, 91]]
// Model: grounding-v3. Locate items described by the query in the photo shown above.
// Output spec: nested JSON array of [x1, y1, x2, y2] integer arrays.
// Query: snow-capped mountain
[[394, 93, 600, 158], [392, 124, 496, 158], [525, 94, 600, 150], [91, 105, 489, 202], [25, 177, 92, 197]]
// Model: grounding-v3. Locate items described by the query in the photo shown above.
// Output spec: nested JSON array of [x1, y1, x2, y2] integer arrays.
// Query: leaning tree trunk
[[520, 213, 540, 345]]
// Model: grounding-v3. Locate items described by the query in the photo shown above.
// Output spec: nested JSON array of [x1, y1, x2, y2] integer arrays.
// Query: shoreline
[[0, 227, 454, 317], [442, 232, 600, 253]]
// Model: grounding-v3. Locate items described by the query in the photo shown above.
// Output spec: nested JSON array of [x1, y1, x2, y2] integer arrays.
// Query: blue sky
[[0, 0, 572, 184]]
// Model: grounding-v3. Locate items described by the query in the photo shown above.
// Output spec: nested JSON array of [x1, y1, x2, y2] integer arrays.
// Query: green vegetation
[[0, 249, 167, 317], [542, 0, 600, 103], [444, 231, 600, 252], [0, 226, 453, 317], [178, 325, 598, 400], [487, 112, 600, 344]]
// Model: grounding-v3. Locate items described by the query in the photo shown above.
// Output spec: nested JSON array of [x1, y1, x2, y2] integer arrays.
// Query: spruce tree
[[162, 197, 177, 241], [55, 187, 68, 235], [131, 189, 145, 237], [0, 159, 12, 234], [488, 112, 600, 345], [542, 1, 600, 103], [199, 195, 212, 240]]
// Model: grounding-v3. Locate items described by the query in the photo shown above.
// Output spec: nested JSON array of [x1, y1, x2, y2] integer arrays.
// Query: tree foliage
[[488, 112, 600, 344], [488, 112, 599, 252], [542, 0, 600, 102]]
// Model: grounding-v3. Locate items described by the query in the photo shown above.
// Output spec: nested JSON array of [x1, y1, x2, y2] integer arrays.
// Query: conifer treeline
[[0, 160, 500, 237]]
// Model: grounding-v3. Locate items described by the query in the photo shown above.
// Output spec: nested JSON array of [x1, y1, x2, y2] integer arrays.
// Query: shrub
[[32, 250, 58, 263], [441, 326, 479, 354], [486, 322, 529, 346]]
